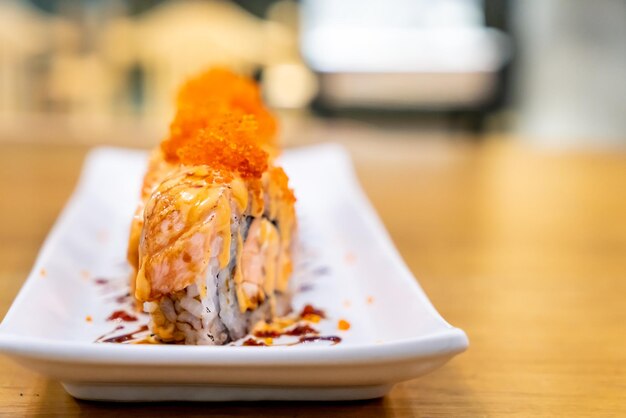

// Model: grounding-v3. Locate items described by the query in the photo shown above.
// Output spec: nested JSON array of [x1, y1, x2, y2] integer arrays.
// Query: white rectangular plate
[[0, 144, 467, 402]]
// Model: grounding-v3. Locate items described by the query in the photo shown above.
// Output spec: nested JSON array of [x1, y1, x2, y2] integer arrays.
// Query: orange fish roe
[[176, 68, 277, 145], [165, 109, 269, 179], [85, 315, 93, 323], [338, 319, 351, 331], [160, 68, 277, 180]]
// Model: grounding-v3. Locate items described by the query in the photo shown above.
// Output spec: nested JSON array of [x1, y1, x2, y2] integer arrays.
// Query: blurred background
[[1, 3, 626, 412], [1, 0, 625, 148]]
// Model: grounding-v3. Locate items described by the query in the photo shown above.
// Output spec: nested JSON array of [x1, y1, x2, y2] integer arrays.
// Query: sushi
[[127, 68, 296, 345]]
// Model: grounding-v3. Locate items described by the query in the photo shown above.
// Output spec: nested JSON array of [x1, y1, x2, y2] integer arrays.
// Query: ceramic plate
[[0, 144, 467, 402]]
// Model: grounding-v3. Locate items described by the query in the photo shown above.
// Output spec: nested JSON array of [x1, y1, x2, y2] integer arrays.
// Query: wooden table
[[1, 135, 625, 417]]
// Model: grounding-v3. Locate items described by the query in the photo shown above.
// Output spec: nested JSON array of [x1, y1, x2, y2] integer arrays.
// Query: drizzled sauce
[[242, 335, 342, 347], [91, 274, 151, 344], [253, 329, 281, 338], [253, 324, 318, 338], [95, 325, 124, 342], [298, 335, 341, 345], [243, 338, 266, 346], [93, 263, 342, 347], [244, 304, 342, 346], [100, 325, 149, 343], [299, 304, 326, 318], [114, 293, 131, 304], [285, 324, 318, 336], [107, 310, 138, 322]]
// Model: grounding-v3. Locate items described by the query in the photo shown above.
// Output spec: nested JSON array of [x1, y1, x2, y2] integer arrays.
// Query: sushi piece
[[128, 69, 296, 345], [127, 68, 277, 280]]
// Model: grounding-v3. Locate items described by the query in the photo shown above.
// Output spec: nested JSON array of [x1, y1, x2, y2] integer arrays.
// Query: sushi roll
[[127, 68, 296, 345], [127, 68, 277, 281]]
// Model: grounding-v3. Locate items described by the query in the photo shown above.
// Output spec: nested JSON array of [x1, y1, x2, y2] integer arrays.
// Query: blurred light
[[302, 27, 510, 73], [263, 63, 318, 109], [300, 0, 511, 110], [301, 0, 511, 73]]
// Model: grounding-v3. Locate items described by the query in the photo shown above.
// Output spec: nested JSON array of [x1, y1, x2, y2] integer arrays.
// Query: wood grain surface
[[1, 134, 625, 417]]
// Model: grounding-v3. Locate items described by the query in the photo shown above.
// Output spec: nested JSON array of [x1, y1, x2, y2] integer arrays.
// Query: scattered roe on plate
[[161, 68, 278, 180], [338, 319, 351, 331]]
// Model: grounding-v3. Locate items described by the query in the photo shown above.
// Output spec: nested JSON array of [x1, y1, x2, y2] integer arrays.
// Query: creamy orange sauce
[[134, 165, 296, 314], [127, 68, 296, 342], [127, 149, 177, 272]]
